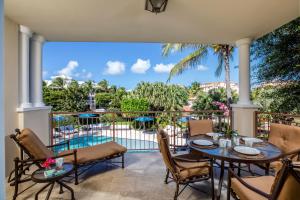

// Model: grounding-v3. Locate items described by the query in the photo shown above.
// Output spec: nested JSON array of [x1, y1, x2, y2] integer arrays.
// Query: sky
[[43, 42, 239, 90]]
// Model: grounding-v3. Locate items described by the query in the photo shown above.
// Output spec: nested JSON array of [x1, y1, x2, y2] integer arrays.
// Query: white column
[[19, 25, 32, 108], [30, 34, 45, 107], [232, 38, 259, 137], [236, 38, 252, 105]]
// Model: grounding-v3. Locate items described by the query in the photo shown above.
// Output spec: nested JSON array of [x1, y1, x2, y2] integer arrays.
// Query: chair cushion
[[188, 120, 213, 137], [175, 159, 210, 180], [269, 123, 300, 154], [60, 141, 127, 164], [17, 128, 54, 159], [277, 173, 300, 200], [231, 176, 274, 200]]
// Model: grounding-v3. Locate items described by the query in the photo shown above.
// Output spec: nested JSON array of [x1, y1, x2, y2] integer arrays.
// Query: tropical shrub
[[95, 93, 113, 108]]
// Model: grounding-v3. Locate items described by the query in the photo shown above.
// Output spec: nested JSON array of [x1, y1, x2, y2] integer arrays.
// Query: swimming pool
[[54, 135, 159, 152]]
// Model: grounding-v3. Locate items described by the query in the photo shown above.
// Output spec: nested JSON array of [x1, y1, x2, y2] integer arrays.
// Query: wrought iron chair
[[157, 129, 215, 200], [228, 157, 300, 200]]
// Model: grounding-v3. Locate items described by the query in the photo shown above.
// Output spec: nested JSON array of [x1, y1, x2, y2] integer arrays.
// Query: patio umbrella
[[134, 117, 154, 122], [78, 113, 98, 118], [178, 116, 190, 123], [53, 115, 65, 121]]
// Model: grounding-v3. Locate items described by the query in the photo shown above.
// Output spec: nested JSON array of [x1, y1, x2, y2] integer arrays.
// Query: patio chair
[[188, 119, 213, 138], [157, 129, 215, 200], [257, 123, 300, 174], [9, 128, 127, 190], [228, 158, 300, 200]]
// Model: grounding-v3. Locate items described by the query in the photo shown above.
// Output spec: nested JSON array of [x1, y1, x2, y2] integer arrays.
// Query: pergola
[[0, 0, 299, 198]]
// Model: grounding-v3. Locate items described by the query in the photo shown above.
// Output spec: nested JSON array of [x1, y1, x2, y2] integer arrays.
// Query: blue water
[[54, 135, 159, 152]]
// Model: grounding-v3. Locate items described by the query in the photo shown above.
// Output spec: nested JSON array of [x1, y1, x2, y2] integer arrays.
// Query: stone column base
[[17, 106, 52, 145], [231, 104, 260, 137]]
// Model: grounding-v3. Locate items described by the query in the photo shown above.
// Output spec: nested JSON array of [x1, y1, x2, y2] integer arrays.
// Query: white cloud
[[153, 63, 174, 73], [131, 59, 151, 74], [104, 61, 125, 75], [58, 60, 79, 78], [53, 61, 92, 80], [197, 65, 208, 71]]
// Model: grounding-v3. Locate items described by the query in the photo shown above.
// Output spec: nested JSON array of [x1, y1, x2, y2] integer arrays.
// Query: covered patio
[[0, 0, 300, 199], [6, 152, 267, 200]]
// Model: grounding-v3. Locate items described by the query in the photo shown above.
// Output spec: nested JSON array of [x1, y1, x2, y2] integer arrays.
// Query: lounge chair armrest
[[47, 140, 70, 150], [228, 168, 270, 199]]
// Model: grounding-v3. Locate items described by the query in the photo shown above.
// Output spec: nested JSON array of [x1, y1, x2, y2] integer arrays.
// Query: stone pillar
[[19, 25, 32, 108], [30, 34, 45, 107], [231, 38, 259, 137]]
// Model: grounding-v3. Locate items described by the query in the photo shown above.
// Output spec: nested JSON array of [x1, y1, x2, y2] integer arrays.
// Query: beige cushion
[[231, 176, 274, 200], [277, 173, 300, 200], [269, 123, 300, 154], [188, 120, 213, 137], [17, 128, 54, 159], [60, 141, 127, 164], [175, 159, 209, 180]]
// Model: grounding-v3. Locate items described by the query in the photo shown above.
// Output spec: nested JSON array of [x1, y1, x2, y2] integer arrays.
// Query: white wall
[[0, 0, 5, 199], [4, 17, 19, 176]]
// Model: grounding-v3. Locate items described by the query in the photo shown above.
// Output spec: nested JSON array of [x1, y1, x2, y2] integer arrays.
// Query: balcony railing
[[50, 110, 230, 152], [254, 111, 300, 139]]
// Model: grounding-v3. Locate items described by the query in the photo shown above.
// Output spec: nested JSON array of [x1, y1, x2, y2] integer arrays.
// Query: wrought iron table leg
[[35, 182, 52, 200], [45, 182, 55, 200], [59, 183, 64, 194], [57, 180, 75, 200], [217, 160, 225, 200]]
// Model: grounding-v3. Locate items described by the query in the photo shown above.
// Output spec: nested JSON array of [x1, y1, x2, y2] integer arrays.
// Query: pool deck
[[6, 152, 265, 200]]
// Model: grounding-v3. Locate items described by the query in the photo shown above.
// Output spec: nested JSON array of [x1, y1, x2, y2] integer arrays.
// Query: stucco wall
[[4, 17, 19, 175]]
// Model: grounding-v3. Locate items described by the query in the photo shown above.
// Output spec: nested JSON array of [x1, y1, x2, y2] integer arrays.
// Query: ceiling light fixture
[[145, 0, 168, 14]]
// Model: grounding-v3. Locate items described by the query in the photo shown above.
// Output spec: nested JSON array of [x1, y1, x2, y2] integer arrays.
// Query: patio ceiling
[[4, 0, 300, 43]]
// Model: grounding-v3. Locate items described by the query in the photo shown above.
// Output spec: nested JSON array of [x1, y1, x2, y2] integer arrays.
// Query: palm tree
[[162, 44, 234, 104]]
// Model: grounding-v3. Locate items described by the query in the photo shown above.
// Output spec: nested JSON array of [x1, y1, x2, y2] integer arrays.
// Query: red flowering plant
[[41, 158, 56, 169], [212, 101, 235, 138]]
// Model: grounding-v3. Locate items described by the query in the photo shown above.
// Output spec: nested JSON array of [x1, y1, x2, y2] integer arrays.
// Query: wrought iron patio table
[[187, 136, 282, 200], [31, 164, 75, 200]]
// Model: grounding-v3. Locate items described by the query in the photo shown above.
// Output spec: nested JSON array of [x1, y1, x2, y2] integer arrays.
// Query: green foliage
[[251, 17, 300, 113], [192, 88, 238, 111], [251, 18, 300, 83], [130, 82, 188, 111], [109, 87, 127, 109], [95, 93, 113, 108], [43, 79, 89, 112], [252, 83, 300, 113], [62, 80, 89, 112], [188, 82, 202, 97], [120, 98, 150, 113]]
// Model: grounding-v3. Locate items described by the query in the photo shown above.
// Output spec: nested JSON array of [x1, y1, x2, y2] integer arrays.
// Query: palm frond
[[168, 47, 208, 81], [215, 53, 224, 77]]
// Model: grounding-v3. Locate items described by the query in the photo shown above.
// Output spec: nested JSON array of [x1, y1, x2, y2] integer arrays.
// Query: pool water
[[54, 135, 159, 152]]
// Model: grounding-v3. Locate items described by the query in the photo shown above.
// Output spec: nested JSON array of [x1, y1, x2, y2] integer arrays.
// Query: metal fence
[[254, 111, 300, 139], [50, 110, 230, 152]]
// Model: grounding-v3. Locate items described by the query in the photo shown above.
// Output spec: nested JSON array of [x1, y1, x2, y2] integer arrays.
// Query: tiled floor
[[6, 152, 261, 200]]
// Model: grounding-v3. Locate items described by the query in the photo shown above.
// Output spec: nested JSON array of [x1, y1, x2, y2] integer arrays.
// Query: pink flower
[[41, 157, 56, 168]]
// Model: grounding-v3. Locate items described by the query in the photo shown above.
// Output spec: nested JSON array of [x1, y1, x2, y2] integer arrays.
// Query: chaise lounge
[[9, 128, 127, 198]]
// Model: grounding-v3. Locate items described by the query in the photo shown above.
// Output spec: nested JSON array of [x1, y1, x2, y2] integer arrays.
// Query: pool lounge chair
[[9, 128, 127, 198]]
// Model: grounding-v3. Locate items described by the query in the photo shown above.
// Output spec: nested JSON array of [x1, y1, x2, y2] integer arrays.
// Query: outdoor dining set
[[157, 119, 300, 200]]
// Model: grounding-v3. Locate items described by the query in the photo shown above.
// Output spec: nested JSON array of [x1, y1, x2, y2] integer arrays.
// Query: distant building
[[200, 82, 239, 93]]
